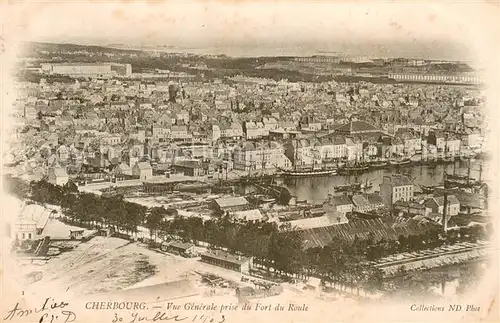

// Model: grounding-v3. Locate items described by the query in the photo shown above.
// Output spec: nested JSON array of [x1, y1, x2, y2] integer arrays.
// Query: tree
[[62, 180, 79, 194], [363, 266, 384, 295], [30, 180, 63, 205], [4, 175, 30, 199], [186, 217, 204, 244], [124, 201, 147, 236], [146, 207, 166, 240]]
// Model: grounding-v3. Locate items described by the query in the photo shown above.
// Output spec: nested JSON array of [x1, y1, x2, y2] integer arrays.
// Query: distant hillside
[[19, 41, 142, 56]]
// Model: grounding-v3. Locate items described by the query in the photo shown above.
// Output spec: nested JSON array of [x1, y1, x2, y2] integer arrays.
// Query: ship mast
[[444, 133, 448, 160], [420, 132, 424, 163], [478, 163, 483, 182], [467, 159, 471, 185], [443, 163, 448, 188], [294, 139, 298, 171], [261, 140, 265, 173]]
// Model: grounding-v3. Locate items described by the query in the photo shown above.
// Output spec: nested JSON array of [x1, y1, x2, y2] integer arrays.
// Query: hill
[[19, 41, 142, 56]]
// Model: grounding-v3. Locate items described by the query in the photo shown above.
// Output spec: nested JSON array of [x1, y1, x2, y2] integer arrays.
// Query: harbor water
[[283, 159, 486, 204]]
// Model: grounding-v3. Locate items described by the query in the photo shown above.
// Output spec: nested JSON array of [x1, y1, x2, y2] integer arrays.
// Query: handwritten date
[[112, 312, 225, 323]]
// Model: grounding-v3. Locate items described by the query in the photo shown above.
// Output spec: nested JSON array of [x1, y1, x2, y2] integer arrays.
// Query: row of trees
[[4, 175, 492, 294], [364, 223, 491, 262], [16, 178, 304, 276]]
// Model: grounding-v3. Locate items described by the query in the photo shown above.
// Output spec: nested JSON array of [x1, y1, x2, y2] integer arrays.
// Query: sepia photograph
[[0, 1, 498, 322]]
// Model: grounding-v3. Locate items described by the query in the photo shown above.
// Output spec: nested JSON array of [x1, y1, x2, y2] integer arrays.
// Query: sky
[[3, 1, 499, 62]]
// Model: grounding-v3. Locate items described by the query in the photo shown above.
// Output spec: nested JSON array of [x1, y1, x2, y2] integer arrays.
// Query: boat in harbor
[[435, 157, 454, 164], [444, 174, 482, 188], [337, 165, 368, 175], [389, 158, 411, 166], [334, 183, 361, 192], [420, 184, 439, 194], [369, 160, 388, 169], [279, 167, 337, 177], [446, 174, 470, 181], [444, 160, 485, 189], [334, 179, 372, 192], [337, 162, 369, 175]]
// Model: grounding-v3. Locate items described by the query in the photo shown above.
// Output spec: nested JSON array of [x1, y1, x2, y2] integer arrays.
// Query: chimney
[[442, 192, 448, 232]]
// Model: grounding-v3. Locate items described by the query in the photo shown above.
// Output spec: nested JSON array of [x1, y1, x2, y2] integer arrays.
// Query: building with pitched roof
[[47, 167, 69, 186], [172, 160, 204, 177], [380, 174, 414, 207], [315, 135, 347, 160], [14, 203, 51, 241], [288, 213, 348, 231], [211, 122, 243, 142], [335, 121, 380, 136], [352, 193, 385, 213], [213, 196, 249, 213], [233, 141, 291, 171], [167, 241, 195, 257], [325, 194, 354, 215], [201, 250, 253, 273], [114, 162, 132, 176], [133, 162, 153, 181], [424, 195, 460, 217], [244, 121, 269, 139], [393, 200, 427, 216]]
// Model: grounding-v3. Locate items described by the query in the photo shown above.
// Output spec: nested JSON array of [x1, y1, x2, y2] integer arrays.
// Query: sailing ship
[[389, 145, 411, 166], [444, 160, 484, 189], [438, 135, 455, 163], [335, 152, 372, 192], [337, 163, 369, 175], [280, 168, 337, 177], [279, 140, 337, 177], [337, 151, 369, 175]]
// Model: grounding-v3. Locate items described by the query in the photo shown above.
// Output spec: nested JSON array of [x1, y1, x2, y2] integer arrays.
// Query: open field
[[15, 223, 273, 299], [14, 223, 348, 305]]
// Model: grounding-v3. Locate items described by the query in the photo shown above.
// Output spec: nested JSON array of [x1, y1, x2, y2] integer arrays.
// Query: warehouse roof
[[201, 250, 251, 265], [214, 196, 249, 209]]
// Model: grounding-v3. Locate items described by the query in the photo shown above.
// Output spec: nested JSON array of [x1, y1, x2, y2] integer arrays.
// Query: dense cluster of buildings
[[4, 54, 489, 241], [7, 60, 486, 186]]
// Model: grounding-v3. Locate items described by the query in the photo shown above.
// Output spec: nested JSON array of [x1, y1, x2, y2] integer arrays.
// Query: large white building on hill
[[41, 63, 132, 77]]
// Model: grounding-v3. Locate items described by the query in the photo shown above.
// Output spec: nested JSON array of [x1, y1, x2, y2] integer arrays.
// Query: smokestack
[[442, 192, 448, 232]]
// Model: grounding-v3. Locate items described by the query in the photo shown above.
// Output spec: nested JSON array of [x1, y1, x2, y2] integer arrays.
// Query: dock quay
[[373, 241, 490, 275]]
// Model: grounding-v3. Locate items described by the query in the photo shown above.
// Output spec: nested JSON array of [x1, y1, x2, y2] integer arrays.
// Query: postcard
[[0, 1, 498, 322]]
